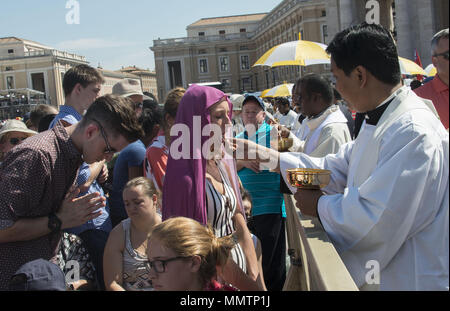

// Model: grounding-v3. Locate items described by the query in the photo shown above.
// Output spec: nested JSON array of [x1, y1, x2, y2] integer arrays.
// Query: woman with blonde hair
[[103, 177, 161, 291], [146, 217, 237, 291]]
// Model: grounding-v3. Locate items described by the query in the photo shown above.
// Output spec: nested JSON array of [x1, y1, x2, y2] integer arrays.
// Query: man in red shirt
[[415, 28, 449, 129]]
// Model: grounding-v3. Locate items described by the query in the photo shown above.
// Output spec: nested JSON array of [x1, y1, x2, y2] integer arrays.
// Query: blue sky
[[1, 0, 281, 71]]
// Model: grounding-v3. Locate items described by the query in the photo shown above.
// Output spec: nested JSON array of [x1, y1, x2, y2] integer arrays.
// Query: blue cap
[[9, 259, 66, 291], [243, 93, 265, 111]]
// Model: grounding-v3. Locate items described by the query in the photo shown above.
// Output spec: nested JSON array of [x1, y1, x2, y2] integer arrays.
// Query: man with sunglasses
[[415, 28, 449, 129], [0, 95, 144, 290]]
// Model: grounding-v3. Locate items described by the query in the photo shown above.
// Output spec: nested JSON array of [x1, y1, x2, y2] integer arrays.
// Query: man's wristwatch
[[48, 213, 62, 233]]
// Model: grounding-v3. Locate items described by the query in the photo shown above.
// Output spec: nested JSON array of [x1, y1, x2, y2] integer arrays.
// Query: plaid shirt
[[0, 121, 82, 289]]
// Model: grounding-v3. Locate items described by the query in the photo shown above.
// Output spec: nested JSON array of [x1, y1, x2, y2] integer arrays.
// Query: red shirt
[[414, 75, 449, 129]]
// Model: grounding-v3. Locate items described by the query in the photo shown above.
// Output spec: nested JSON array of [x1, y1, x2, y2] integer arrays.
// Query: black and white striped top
[[205, 161, 247, 274]]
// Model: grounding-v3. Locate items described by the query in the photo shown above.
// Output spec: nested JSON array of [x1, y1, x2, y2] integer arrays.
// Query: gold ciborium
[[286, 168, 331, 190]]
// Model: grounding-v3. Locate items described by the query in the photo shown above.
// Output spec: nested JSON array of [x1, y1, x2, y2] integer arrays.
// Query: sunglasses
[[433, 51, 449, 61], [91, 118, 115, 154], [9, 137, 27, 145]]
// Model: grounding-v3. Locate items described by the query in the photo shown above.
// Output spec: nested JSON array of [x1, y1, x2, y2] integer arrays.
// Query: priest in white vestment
[[284, 74, 352, 157], [233, 23, 449, 291]]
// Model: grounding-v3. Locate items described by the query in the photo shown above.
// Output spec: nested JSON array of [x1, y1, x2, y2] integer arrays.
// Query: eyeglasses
[[91, 118, 114, 154], [433, 51, 449, 61], [9, 137, 26, 145], [144, 256, 190, 273]]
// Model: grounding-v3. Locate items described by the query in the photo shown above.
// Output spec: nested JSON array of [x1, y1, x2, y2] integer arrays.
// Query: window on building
[[322, 25, 328, 43], [199, 59, 208, 73], [219, 47, 227, 53], [5, 66, 13, 71], [222, 78, 231, 88], [168, 61, 183, 89], [219, 30, 225, 35], [321, 10, 326, 17], [242, 77, 251, 91], [31, 72, 45, 93], [7, 49, 14, 54], [6, 76, 14, 89], [240, 55, 250, 70], [219, 56, 229, 72], [198, 32, 205, 36], [240, 28, 246, 33]]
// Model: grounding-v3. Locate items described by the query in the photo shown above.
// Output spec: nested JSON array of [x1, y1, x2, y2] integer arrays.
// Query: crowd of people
[[0, 23, 448, 292]]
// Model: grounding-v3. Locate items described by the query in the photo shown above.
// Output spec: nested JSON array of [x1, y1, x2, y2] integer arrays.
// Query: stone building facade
[[0, 37, 87, 118], [326, 0, 449, 67], [151, 0, 448, 100]]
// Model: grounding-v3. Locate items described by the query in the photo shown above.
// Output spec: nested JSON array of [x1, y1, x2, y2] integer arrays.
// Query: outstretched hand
[[225, 138, 281, 173]]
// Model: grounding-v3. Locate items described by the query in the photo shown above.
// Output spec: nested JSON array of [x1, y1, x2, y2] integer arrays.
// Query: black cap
[[9, 259, 66, 291]]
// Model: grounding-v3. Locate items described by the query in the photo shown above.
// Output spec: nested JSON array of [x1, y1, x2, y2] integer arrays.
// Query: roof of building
[[0, 37, 52, 49], [187, 13, 268, 28], [98, 68, 139, 79], [117, 66, 156, 75], [119, 66, 144, 72]]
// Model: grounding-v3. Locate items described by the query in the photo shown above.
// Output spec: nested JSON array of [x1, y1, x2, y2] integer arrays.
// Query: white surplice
[[288, 105, 352, 157], [280, 87, 449, 290], [278, 109, 298, 129]]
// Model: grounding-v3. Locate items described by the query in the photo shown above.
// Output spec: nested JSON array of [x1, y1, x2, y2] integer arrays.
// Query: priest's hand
[[294, 189, 324, 217], [226, 138, 280, 172]]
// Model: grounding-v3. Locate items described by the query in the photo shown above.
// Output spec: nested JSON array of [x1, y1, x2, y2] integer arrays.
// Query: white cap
[[112, 79, 143, 98], [229, 94, 245, 111]]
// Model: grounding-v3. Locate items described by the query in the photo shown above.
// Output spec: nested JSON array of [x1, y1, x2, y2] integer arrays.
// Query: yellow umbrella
[[261, 83, 294, 98], [398, 57, 427, 76], [425, 64, 437, 77], [253, 40, 330, 67], [261, 88, 271, 97]]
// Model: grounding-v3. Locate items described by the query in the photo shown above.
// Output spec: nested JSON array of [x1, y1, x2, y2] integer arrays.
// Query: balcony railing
[[283, 194, 359, 291], [153, 32, 256, 47], [0, 49, 86, 62]]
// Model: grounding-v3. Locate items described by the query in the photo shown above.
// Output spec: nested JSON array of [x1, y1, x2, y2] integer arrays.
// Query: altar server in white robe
[[233, 23, 449, 291], [275, 97, 298, 130], [282, 74, 352, 157]]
